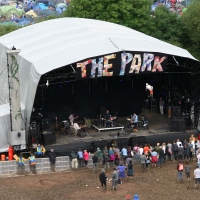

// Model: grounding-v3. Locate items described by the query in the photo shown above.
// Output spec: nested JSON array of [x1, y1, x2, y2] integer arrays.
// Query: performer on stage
[[131, 113, 138, 123], [105, 110, 111, 120], [69, 113, 78, 125]]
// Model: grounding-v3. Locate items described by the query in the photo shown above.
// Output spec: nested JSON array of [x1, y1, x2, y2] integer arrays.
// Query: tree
[[0, 25, 20, 37], [147, 6, 183, 47], [63, 0, 153, 33], [181, 1, 200, 60]]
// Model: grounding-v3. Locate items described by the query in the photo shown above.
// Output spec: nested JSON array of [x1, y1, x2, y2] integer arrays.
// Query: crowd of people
[[152, 0, 188, 16], [69, 134, 200, 192]]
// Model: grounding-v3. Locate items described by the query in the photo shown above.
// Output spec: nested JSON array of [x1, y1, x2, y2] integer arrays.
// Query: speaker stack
[[170, 106, 186, 132]]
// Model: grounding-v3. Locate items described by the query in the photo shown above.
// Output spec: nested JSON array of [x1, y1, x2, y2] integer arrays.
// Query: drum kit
[[100, 116, 117, 127]]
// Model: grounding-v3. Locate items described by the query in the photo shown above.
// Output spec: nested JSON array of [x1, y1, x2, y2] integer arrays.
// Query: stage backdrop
[[76, 51, 168, 79]]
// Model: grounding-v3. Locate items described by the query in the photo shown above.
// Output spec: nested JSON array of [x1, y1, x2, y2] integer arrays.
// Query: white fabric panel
[[0, 103, 25, 151]]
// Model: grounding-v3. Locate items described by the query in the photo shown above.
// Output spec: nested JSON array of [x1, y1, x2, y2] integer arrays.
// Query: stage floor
[[49, 107, 196, 146], [91, 124, 124, 132]]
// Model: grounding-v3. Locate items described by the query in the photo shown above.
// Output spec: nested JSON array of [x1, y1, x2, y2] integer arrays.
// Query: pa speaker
[[170, 119, 186, 132], [172, 106, 181, 119], [41, 119, 50, 130]]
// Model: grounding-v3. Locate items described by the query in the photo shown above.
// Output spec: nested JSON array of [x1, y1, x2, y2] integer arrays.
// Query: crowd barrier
[[0, 155, 94, 176]]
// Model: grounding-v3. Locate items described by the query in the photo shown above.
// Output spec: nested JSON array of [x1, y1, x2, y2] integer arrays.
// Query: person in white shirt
[[194, 166, 200, 188], [177, 139, 182, 147], [73, 123, 81, 131], [139, 145, 143, 155], [197, 152, 200, 162]]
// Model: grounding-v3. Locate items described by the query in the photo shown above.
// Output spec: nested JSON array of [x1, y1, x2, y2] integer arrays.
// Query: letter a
[[129, 54, 141, 74], [140, 53, 154, 72], [152, 56, 166, 72], [120, 53, 133, 76]]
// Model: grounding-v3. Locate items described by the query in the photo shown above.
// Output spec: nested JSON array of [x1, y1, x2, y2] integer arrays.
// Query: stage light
[[46, 80, 49, 87]]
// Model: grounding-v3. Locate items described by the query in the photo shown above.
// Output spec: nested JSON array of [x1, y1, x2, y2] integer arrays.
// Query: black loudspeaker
[[170, 119, 186, 132], [41, 119, 50, 130], [172, 106, 182, 119], [42, 132, 56, 146]]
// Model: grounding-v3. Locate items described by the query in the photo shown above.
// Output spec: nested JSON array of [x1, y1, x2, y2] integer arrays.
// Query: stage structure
[[0, 18, 199, 151]]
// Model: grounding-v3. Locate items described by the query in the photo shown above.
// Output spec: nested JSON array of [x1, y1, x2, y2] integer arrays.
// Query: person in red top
[[143, 144, 149, 155], [177, 161, 184, 183], [83, 150, 89, 168]]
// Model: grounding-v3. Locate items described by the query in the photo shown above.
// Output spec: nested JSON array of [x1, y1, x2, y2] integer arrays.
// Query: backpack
[[178, 164, 183, 171]]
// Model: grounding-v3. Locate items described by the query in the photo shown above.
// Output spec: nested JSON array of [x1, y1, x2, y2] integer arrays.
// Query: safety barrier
[[0, 155, 95, 175]]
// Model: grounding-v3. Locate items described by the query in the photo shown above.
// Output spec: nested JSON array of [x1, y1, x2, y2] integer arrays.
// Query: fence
[[0, 155, 95, 176]]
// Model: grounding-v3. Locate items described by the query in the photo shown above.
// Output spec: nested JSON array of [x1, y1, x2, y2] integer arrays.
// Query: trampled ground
[[0, 160, 200, 200]]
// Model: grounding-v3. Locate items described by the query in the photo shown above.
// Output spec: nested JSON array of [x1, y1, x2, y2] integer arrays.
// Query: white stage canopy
[[0, 18, 198, 150]]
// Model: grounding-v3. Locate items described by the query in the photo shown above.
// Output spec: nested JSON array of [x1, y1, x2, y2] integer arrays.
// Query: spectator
[[184, 144, 190, 160], [162, 143, 167, 163], [77, 149, 83, 168], [71, 151, 78, 170], [177, 161, 184, 183], [158, 147, 164, 168], [173, 141, 178, 160], [117, 163, 126, 180], [121, 146, 128, 164], [92, 152, 98, 172], [143, 144, 149, 155], [185, 162, 190, 181], [133, 194, 140, 200], [83, 150, 89, 168], [133, 144, 140, 163], [194, 166, 200, 188], [177, 139, 182, 147], [49, 149, 56, 172], [103, 146, 108, 155], [146, 154, 151, 169], [166, 141, 173, 161], [178, 144, 184, 160], [127, 160, 133, 178], [139, 145, 144, 155], [140, 153, 146, 171], [112, 167, 118, 191], [114, 151, 120, 166], [109, 147, 115, 166], [126, 155, 132, 165], [96, 147, 103, 166], [103, 152, 110, 169], [151, 149, 158, 168], [99, 169, 107, 190]]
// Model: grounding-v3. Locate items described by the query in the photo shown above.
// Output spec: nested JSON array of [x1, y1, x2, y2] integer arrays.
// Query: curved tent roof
[[0, 17, 198, 150]]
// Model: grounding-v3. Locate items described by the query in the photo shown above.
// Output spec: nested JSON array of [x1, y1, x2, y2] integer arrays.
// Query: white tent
[[0, 18, 198, 150]]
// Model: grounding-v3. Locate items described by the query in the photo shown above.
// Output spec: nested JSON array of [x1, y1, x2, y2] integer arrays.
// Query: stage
[[43, 108, 198, 156], [91, 124, 124, 132]]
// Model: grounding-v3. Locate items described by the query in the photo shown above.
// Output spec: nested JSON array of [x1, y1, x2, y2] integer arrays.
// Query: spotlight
[[46, 80, 49, 87]]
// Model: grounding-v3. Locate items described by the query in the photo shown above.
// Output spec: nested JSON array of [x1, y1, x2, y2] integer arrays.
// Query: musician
[[105, 110, 111, 120], [131, 113, 138, 123], [69, 113, 78, 125]]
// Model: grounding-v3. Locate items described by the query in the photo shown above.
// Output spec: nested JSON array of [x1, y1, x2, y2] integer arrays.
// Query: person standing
[[83, 150, 89, 168], [77, 149, 83, 168], [96, 147, 103, 166], [151, 149, 158, 168], [140, 153, 146, 172], [16, 153, 26, 175], [177, 161, 184, 183], [158, 147, 164, 168], [127, 160, 133, 178], [71, 151, 78, 170], [173, 141, 178, 160], [28, 152, 36, 174], [103, 152, 110, 169], [159, 97, 164, 115], [99, 169, 107, 190], [185, 162, 190, 181], [117, 163, 126, 180], [49, 149, 56, 172], [121, 147, 127, 164], [112, 168, 118, 191], [36, 144, 43, 158], [194, 165, 200, 188], [92, 152, 98, 172], [178, 144, 184, 160], [166, 141, 173, 161]]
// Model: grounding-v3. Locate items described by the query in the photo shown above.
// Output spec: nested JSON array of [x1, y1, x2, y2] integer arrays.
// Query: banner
[[76, 51, 168, 80]]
